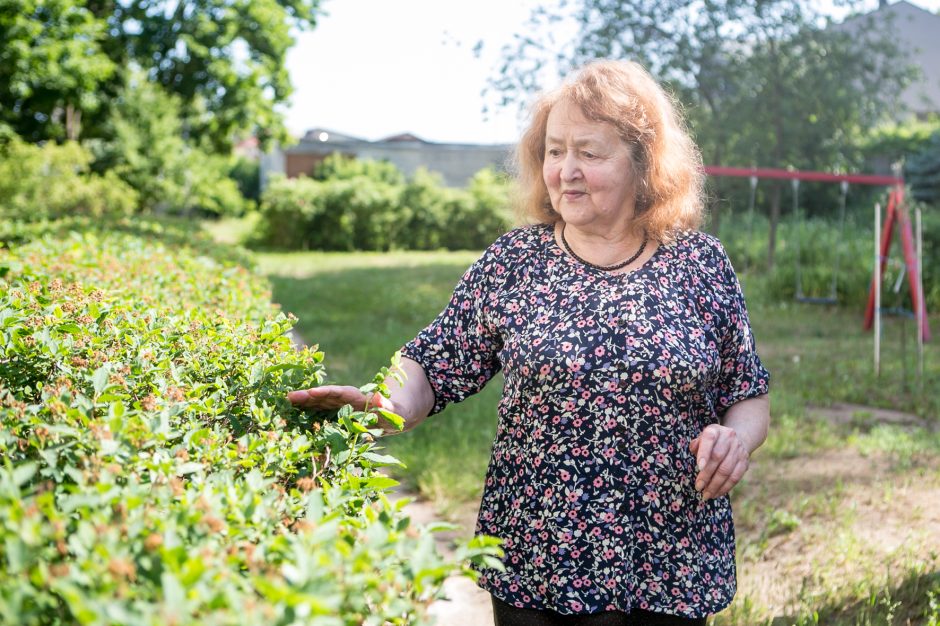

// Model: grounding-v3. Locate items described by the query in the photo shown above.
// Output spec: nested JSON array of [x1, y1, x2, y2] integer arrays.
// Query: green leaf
[[375, 408, 405, 430], [361, 476, 399, 490], [361, 452, 404, 468], [13, 462, 38, 487], [91, 365, 110, 396]]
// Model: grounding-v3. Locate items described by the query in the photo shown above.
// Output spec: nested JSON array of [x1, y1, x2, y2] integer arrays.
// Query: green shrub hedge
[[0, 219, 500, 625], [0, 138, 138, 221], [253, 156, 513, 252]]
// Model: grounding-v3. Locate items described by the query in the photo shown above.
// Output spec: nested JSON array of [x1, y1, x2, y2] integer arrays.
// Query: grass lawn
[[208, 219, 940, 624]]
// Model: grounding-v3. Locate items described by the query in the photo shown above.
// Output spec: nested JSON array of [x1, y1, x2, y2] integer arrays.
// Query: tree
[[488, 0, 915, 268], [0, 0, 117, 142], [90, 73, 245, 216], [1, 0, 322, 151]]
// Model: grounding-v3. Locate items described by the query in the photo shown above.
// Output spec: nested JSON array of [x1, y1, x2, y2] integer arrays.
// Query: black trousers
[[491, 595, 707, 626]]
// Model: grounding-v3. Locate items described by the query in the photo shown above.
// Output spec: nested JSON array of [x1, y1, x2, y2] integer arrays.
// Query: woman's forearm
[[378, 356, 435, 434], [720, 394, 770, 455]]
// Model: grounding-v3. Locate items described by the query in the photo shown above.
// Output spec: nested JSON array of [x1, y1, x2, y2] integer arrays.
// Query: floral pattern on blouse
[[400, 223, 769, 619]]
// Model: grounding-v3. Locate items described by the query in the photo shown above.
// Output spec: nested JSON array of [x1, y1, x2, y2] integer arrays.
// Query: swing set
[[703, 165, 930, 354]]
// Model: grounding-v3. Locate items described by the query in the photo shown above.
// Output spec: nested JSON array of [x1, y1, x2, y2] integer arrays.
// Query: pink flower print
[[603, 549, 616, 560], [593, 476, 604, 488], [561, 341, 573, 351], [539, 364, 551, 376], [559, 470, 570, 481], [632, 372, 643, 383], [595, 346, 605, 356], [563, 400, 576, 411]]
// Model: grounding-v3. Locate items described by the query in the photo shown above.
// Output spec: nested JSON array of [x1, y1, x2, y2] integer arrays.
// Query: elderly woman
[[288, 59, 770, 625]]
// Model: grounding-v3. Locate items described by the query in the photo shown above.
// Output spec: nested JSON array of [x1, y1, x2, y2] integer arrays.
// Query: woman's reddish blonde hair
[[514, 59, 704, 242]]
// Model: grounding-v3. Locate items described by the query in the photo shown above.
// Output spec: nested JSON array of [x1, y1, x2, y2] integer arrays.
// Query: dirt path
[[388, 491, 493, 625]]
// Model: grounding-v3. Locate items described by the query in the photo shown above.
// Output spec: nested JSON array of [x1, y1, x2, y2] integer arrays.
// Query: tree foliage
[[88, 74, 246, 216], [487, 0, 917, 266], [0, 0, 322, 151], [0, 0, 117, 142]]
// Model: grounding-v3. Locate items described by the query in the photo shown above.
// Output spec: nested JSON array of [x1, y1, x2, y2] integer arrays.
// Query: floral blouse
[[400, 223, 769, 618]]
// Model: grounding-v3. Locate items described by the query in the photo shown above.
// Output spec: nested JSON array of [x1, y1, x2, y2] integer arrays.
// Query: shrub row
[[253, 156, 513, 252], [0, 219, 500, 625]]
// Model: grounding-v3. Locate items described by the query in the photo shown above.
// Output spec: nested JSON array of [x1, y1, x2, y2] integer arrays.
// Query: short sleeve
[[400, 251, 503, 416], [708, 240, 770, 417]]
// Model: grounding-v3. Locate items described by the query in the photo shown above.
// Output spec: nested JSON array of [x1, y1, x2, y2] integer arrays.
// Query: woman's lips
[[562, 190, 587, 200]]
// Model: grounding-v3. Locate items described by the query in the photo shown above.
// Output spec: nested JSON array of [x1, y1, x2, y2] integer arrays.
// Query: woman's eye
[[547, 148, 562, 157], [582, 152, 597, 159]]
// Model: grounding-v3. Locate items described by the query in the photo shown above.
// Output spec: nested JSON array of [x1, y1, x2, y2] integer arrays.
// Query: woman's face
[[542, 99, 637, 231]]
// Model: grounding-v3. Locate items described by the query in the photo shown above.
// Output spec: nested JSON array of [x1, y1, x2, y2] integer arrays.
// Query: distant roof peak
[[380, 132, 431, 144]]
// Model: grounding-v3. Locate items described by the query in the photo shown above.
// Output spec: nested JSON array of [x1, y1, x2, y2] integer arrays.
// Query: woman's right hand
[[286, 386, 395, 413]]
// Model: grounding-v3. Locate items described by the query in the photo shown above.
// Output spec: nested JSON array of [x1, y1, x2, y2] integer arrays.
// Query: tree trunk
[[65, 104, 81, 141], [766, 36, 786, 272], [709, 143, 724, 236], [767, 180, 782, 271]]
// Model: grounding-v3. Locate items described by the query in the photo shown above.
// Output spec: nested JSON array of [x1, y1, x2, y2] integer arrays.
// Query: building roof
[[835, 0, 940, 116]]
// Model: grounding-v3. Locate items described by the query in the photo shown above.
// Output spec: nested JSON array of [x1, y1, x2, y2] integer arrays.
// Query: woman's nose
[[560, 153, 582, 181]]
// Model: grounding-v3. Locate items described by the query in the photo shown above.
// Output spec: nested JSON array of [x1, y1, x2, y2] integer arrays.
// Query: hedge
[[252, 157, 513, 252], [0, 218, 501, 625]]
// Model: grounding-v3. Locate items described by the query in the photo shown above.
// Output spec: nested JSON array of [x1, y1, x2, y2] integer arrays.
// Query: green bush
[[0, 137, 137, 221], [89, 75, 247, 218], [255, 158, 512, 252], [0, 219, 500, 625], [907, 130, 940, 206], [313, 153, 406, 186]]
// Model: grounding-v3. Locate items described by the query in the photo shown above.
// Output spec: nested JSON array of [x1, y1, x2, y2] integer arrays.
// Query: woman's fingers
[[691, 425, 749, 500], [286, 386, 369, 410]]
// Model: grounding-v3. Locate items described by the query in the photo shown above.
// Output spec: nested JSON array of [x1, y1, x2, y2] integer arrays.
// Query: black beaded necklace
[[560, 224, 649, 272]]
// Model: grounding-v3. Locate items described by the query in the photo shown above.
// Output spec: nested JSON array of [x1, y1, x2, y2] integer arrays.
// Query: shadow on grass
[[767, 567, 940, 626]]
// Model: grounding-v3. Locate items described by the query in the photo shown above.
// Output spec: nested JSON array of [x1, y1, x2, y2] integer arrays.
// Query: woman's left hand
[[689, 424, 750, 500]]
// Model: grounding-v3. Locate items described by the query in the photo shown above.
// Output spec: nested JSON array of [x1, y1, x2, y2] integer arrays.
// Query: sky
[[282, 0, 940, 145]]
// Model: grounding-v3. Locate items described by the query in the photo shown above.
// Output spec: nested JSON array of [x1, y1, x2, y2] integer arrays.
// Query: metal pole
[[875, 202, 882, 378], [916, 205, 924, 384]]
